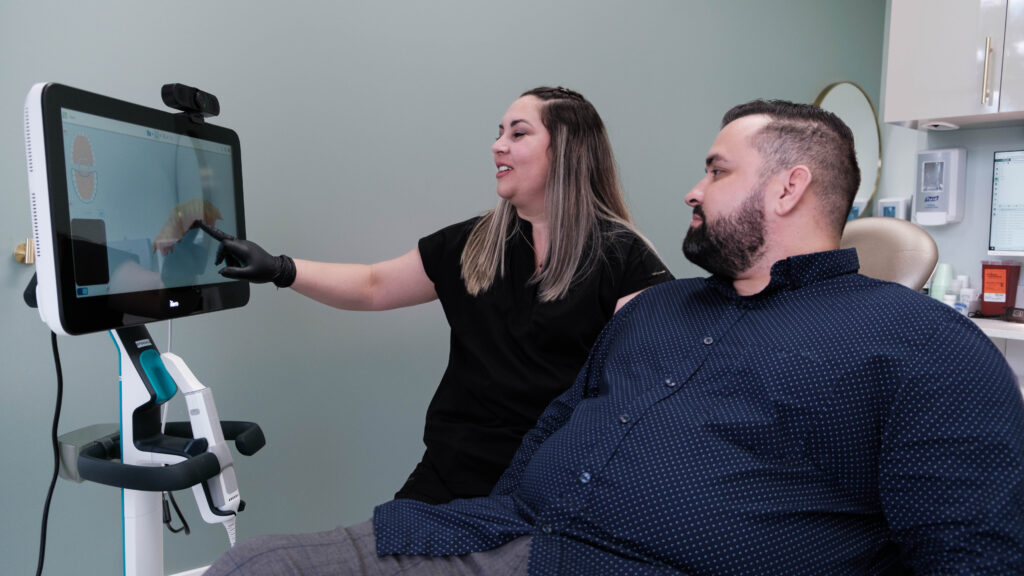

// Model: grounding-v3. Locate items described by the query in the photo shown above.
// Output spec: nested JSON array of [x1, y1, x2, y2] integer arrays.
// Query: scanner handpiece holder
[[162, 352, 241, 524], [97, 325, 263, 575]]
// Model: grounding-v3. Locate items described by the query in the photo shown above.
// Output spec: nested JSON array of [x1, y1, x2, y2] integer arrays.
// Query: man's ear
[[773, 165, 812, 216]]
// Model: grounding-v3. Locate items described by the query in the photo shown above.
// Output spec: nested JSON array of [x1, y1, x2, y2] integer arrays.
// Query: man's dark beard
[[682, 189, 766, 278]]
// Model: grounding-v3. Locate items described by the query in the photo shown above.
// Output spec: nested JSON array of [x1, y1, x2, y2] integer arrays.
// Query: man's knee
[[206, 523, 375, 576], [206, 532, 327, 575]]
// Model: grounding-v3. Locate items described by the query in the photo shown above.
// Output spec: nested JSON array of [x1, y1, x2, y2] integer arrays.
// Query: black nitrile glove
[[198, 222, 296, 288]]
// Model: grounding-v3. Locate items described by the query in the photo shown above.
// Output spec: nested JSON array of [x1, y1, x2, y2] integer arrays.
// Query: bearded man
[[208, 100, 1024, 576]]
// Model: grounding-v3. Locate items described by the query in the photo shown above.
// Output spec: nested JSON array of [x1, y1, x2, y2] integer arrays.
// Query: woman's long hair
[[461, 86, 643, 301]]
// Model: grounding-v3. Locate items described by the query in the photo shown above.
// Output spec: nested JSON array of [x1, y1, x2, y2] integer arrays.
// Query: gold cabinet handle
[[14, 238, 35, 264], [982, 36, 993, 105]]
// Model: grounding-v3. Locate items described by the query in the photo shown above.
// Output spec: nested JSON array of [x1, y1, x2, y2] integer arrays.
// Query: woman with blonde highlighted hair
[[202, 86, 672, 504]]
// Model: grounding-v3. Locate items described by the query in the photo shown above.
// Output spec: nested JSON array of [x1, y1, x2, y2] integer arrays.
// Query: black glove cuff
[[273, 255, 296, 288]]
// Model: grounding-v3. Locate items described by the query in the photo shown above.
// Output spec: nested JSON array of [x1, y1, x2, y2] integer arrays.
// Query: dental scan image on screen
[[62, 109, 238, 298]]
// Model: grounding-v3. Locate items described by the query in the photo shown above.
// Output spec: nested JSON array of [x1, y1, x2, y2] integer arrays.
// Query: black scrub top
[[399, 216, 672, 503]]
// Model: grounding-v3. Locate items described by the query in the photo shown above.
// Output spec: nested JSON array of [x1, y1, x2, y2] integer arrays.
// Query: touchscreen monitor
[[24, 83, 248, 335], [989, 149, 1024, 256]]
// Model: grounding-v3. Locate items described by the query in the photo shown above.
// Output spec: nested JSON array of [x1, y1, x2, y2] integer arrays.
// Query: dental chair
[[840, 217, 938, 291]]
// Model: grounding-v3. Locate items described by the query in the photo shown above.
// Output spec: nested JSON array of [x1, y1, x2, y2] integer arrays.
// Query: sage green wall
[[0, 1, 885, 573]]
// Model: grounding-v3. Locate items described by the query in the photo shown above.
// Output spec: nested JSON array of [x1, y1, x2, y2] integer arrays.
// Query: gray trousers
[[204, 520, 531, 576]]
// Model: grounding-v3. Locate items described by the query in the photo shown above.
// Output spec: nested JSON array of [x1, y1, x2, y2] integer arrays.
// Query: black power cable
[[36, 331, 63, 576], [163, 491, 191, 535]]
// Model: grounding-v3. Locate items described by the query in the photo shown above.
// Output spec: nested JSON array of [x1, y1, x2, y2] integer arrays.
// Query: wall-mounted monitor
[[988, 149, 1024, 257], [24, 83, 248, 335]]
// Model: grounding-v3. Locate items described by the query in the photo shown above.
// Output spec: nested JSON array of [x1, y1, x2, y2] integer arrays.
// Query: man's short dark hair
[[722, 100, 860, 233]]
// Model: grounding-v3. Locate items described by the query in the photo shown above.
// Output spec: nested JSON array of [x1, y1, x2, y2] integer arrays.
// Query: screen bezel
[[987, 149, 1024, 257], [38, 83, 248, 335]]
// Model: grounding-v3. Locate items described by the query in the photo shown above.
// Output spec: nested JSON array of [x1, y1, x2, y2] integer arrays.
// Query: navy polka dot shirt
[[375, 249, 1024, 574]]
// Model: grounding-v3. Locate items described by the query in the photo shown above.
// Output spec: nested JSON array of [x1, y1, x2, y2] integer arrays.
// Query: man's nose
[[684, 184, 703, 207]]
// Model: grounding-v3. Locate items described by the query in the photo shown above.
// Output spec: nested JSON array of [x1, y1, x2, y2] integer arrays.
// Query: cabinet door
[[1000, 0, 1024, 112], [885, 0, 1006, 126]]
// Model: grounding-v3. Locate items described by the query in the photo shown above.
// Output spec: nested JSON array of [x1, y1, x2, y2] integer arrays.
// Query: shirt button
[[665, 378, 676, 388], [703, 336, 714, 345], [619, 414, 631, 424], [541, 524, 552, 534], [579, 471, 592, 484]]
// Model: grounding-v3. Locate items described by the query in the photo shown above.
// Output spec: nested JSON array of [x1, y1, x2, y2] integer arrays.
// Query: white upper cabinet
[[1002, 0, 1024, 112], [885, 0, 1024, 129]]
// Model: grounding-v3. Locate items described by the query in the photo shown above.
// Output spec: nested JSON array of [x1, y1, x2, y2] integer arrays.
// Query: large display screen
[[989, 150, 1024, 256], [25, 83, 248, 335]]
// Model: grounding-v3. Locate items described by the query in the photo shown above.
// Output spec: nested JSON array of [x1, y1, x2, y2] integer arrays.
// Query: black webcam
[[161, 83, 220, 123]]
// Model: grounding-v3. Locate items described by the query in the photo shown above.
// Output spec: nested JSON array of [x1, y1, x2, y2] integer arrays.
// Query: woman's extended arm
[[291, 248, 437, 311], [200, 223, 437, 311]]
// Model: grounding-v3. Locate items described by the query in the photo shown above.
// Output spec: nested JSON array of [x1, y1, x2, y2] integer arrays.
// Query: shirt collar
[[510, 214, 533, 252], [516, 214, 533, 236], [705, 248, 860, 301]]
